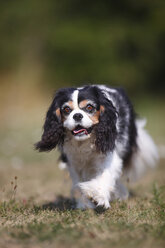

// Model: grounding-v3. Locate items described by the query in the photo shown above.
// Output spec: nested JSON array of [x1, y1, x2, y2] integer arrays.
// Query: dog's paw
[[78, 181, 110, 209]]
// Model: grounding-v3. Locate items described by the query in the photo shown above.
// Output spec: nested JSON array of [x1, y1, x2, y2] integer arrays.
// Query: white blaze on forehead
[[71, 90, 79, 109], [63, 88, 93, 133]]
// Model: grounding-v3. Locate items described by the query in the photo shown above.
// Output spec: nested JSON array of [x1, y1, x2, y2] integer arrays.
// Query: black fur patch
[[78, 86, 100, 111], [93, 87, 117, 153], [35, 88, 75, 152], [114, 87, 137, 166], [79, 86, 117, 153]]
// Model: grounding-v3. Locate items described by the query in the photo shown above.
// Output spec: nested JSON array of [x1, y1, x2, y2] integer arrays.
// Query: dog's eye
[[63, 106, 71, 114], [86, 104, 94, 113]]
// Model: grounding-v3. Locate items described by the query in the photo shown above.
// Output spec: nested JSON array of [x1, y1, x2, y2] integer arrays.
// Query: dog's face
[[60, 88, 104, 141], [35, 86, 117, 153]]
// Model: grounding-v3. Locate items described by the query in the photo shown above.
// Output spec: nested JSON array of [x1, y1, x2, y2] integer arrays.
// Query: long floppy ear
[[35, 90, 65, 152], [94, 92, 117, 154]]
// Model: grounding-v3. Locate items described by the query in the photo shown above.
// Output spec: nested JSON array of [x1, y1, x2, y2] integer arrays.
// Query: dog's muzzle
[[72, 125, 93, 137]]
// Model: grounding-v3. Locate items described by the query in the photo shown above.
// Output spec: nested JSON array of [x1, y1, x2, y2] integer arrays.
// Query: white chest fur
[[62, 132, 123, 209], [63, 133, 106, 182]]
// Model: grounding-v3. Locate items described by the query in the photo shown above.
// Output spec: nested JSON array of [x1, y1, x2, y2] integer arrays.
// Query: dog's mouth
[[72, 125, 93, 137]]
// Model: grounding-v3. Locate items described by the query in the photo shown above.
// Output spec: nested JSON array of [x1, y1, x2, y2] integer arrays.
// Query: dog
[[35, 85, 158, 209]]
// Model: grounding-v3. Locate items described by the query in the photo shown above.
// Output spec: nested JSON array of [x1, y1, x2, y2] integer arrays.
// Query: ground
[[0, 158, 165, 248], [0, 86, 164, 248]]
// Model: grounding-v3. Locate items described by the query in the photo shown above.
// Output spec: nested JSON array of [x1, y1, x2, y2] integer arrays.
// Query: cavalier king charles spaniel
[[35, 85, 158, 209]]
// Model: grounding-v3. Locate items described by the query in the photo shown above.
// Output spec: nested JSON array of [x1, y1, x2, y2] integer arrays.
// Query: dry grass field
[[0, 83, 165, 248]]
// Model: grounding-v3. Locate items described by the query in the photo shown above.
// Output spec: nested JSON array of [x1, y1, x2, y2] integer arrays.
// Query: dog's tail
[[124, 119, 159, 182]]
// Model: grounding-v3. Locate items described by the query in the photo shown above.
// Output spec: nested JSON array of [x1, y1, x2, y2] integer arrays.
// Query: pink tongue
[[73, 129, 88, 135]]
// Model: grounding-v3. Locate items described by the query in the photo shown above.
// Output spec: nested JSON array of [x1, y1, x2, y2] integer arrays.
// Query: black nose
[[73, 113, 83, 122]]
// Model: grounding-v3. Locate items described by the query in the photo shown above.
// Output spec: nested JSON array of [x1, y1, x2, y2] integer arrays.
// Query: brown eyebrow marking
[[67, 101, 74, 109], [88, 105, 104, 124], [89, 110, 100, 124], [61, 101, 74, 121], [79, 100, 88, 109], [62, 100, 74, 110]]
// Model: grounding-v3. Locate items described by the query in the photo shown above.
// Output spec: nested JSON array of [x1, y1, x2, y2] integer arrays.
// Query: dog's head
[[35, 85, 117, 153]]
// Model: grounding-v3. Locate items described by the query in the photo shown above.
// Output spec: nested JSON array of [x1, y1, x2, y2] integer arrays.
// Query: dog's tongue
[[73, 128, 88, 135]]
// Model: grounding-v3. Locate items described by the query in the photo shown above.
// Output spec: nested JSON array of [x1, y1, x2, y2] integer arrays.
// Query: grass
[[0, 180, 165, 248], [0, 156, 165, 248], [0, 87, 165, 248]]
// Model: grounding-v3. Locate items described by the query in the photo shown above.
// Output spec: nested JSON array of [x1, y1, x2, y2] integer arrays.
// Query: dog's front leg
[[67, 164, 95, 209], [78, 151, 123, 209], [72, 180, 96, 209]]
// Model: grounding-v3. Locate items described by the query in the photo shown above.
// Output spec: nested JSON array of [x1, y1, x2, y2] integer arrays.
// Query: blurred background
[[0, 0, 164, 202]]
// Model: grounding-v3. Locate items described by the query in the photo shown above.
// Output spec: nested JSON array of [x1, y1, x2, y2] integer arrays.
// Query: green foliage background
[[0, 0, 164, 94]]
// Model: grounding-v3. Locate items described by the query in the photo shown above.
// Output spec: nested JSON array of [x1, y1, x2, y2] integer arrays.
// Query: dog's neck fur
[[63, 131, 108, 182]]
